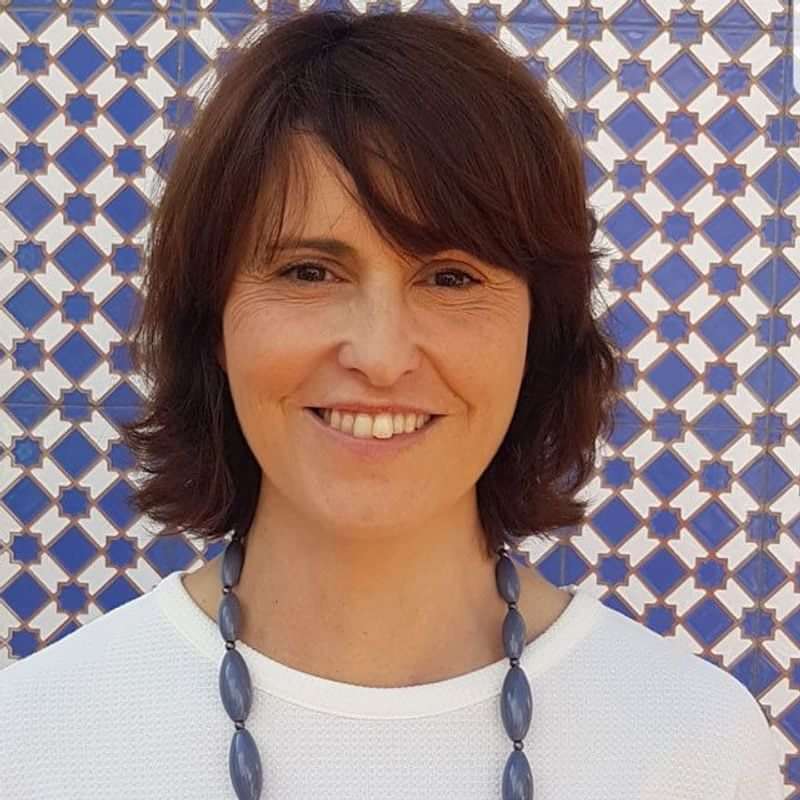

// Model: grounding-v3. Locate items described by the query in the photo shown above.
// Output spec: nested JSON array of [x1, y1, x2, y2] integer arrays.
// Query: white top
[[0, 568, 783, 799]]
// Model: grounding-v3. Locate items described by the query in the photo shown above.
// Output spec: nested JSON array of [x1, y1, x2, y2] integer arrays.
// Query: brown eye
[[278, 261, 334, 283], [428, 269, 480, 289], [277, 261, 479, 289]]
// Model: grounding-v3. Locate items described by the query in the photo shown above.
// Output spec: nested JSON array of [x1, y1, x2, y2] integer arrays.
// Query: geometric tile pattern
[[0, 1, 797, 794]]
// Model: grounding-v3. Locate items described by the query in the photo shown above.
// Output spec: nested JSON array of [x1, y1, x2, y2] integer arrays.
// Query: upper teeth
[[319, 409, 431, 439]]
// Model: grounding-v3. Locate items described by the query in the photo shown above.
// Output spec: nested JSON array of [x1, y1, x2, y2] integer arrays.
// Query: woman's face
[[217, 137, 531, 538]]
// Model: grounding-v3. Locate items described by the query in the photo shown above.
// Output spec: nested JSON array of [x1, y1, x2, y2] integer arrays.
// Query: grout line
[[746, 20, 794, 714]]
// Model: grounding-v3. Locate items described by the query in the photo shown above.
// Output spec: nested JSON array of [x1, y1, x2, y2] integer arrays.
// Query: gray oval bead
[[501, 665, 532, 741], [496, 554, 520, 604], [502, 606, 527, 660], [222, 537, 244, 588], [502, 749, 533, 800], [220, 648, 253, 722], [229, 727, 263, 800], [219, 591, 242, 642]]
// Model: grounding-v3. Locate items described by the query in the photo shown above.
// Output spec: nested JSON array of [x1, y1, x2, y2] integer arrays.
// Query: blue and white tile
[[1, 1, 798, 793]]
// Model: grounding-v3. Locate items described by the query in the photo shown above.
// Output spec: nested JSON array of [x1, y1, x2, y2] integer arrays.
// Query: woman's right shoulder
[[0, 578, 164, 697]]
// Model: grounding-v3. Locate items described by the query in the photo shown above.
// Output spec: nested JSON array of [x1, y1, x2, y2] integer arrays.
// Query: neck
[[187, 484, 569, 688]]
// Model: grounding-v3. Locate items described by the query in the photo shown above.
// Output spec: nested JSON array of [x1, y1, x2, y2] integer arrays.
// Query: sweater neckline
[[154, 568, 601, 719]]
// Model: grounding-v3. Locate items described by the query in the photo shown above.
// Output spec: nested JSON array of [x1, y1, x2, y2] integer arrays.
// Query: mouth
[[307, 406, 440, 426], [303, 407, 442, 452]]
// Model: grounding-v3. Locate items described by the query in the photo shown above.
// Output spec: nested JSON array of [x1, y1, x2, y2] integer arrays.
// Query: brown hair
[[121, 9, 622, 559]]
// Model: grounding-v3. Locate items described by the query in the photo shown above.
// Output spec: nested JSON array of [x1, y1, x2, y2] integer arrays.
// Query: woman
[[0, 9, 782, 800]]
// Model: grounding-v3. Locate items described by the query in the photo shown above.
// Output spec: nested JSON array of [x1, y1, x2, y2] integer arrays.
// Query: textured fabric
[[0, 568, 783, 799]]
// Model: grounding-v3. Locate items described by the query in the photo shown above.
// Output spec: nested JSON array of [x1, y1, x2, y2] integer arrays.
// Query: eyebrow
[[272, 237, 359, 258], [269, 236, 458, 268]]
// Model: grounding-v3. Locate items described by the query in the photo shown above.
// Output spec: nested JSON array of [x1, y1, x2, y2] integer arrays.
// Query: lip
[[304, 407, 441, 459], [313, 404, 437, 417]]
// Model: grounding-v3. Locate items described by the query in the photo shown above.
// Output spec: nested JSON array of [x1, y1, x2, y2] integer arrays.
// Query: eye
[[278, 261, 336, 283], [429, 269, 480, 289], [278, 261, 480, 289]]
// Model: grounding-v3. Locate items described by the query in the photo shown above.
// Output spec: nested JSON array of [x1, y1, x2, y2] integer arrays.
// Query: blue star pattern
[[0, 1, 796, 794]]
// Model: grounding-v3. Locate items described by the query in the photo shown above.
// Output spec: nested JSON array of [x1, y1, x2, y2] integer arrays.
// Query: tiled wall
[[0, 0, 797, 795]]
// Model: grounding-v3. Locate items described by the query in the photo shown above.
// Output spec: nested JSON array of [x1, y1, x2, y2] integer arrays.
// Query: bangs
[[240, 85, 527, 282]]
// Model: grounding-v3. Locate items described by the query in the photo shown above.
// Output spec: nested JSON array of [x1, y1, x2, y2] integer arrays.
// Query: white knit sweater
[[0, 569, 783, 799]]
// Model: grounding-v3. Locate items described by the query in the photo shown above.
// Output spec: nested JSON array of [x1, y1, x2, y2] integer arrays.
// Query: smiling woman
[[125, 12, 620, 559], [0, 8, 782, 800]]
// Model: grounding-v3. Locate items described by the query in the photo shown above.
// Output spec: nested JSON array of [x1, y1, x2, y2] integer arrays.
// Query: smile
[[304, 407, 441, 458], [310, 407, 435, 438]]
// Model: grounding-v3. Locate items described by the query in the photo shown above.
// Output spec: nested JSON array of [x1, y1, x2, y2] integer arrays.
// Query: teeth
[[319, 409, 431, 439]]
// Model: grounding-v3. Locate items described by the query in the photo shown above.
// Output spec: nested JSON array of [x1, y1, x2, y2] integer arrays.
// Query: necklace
[[217, 530, 534, 799]]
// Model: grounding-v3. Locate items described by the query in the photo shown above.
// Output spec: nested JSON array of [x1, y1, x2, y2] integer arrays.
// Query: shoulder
[[0, 576, 218, 797], [574, 593, 782, 796], [0, 577, 163, 703], [584, 593, 765, 718]]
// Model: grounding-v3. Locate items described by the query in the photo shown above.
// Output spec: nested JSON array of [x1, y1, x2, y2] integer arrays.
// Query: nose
[[336, 286, 422, 385]]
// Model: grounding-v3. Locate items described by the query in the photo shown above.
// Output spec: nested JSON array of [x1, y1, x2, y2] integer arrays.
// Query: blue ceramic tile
[[0, 4, 796, 793]]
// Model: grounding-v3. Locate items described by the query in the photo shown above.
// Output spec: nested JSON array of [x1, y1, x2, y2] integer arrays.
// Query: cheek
[[462, 317, 528, 384], [462, 324, 528, 430], [223, 303, 308, 386], [222, 339, 290, 431], [229, 349, 302, 413]]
